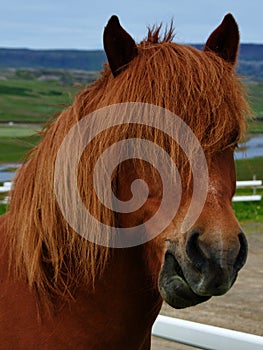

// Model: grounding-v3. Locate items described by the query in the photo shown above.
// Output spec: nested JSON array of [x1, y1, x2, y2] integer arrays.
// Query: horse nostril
[[234, 232, 248, 272], [186, 230, 248, 276], [186, 231, 207, 272]]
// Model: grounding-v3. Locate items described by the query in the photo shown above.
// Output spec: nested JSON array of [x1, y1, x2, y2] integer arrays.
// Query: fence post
[[253, 174, 256, 196]]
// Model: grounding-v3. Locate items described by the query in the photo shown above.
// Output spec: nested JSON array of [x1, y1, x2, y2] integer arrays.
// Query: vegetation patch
[[235, 157, 263, 180], [248, 82, 263, 121], [0, 204, 7, 215], [0, 75, 77, 123], [0, 134, 41, 163], [0, 84, 35, 97], [233, 199, 263, 223]]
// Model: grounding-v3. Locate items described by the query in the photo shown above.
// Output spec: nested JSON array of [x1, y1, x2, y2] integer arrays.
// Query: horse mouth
[[158, 252, 210, 309]]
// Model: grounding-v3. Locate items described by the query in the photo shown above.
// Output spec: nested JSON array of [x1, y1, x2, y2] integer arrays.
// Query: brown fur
[[7, 26, 250, 306]]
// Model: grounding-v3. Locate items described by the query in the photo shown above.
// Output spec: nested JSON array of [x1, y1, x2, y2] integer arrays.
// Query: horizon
[[0, 42, 262, 52]]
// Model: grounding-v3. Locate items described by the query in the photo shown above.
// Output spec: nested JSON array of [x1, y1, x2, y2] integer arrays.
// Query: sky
[[1, 1, 263, 50]]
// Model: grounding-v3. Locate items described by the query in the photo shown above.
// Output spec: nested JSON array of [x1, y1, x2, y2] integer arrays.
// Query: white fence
[[233, 179, 262, 202], [152, 315, 263, 350], [1, 180, 262, 202], [0, 182, 11, 204], [0, 181, 11, 193]]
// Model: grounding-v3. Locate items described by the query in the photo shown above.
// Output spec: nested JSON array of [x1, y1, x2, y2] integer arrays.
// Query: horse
[[0, 14, 251, 349]]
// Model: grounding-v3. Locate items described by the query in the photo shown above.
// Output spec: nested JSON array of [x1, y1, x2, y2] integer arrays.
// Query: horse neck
[[79, 244, 162, 317], [61, 245, 162, 348], [1, 217, 162, 349]]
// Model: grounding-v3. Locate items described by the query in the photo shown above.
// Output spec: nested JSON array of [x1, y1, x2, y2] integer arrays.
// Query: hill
[[0, 49, 106, 72], [0, 44, 262, 80]]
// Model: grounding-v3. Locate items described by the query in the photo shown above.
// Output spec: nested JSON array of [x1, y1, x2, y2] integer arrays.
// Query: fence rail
[[233, 179, 262, 202], [0, 180, 262, 202], [152, 315, 263, 350], [0, 182, 11, 193], [0, 182, 11, 204]]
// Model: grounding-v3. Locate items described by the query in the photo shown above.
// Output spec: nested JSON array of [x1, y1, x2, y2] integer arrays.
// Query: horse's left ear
[[204, 14, 239, 66], [103, 15, 138, 77]]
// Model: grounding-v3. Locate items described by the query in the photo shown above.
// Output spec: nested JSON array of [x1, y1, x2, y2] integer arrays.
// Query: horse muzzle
[[158, 230, 248, 309]]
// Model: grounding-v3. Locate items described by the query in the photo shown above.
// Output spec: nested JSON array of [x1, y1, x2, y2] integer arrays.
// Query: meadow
[[0, 72, 262, 221], [0, 77, 77, 123], [0, 71, 77, 162]]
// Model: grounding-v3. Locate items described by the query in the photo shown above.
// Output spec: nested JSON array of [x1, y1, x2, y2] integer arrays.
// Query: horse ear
[[204, 14, 239, 66], [103, 15, 138, 77]]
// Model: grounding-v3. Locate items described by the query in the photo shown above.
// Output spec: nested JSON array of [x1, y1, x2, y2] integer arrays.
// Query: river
[[235, 134, 263, 160]]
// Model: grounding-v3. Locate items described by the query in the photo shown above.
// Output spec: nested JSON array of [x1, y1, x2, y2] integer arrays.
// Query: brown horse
[[0, 14, 250, 349]]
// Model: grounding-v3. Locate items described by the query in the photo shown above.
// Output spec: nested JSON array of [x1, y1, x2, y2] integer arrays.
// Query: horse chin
[[158, 252, 210, 309]]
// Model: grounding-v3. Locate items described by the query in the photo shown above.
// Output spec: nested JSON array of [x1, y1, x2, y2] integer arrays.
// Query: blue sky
[[1, 1, 263, 49]]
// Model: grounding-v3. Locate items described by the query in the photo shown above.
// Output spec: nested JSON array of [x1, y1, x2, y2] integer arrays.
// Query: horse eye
[[230, 140, 239, 150], [228, 131, 239, 149]]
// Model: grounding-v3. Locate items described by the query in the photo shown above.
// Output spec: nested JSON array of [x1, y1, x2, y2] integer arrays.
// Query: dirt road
[[151, 222, 263, 349]]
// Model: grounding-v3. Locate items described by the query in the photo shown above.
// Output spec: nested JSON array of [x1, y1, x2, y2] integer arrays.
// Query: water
[[235, 134, 263, 160], [0, 164, 20, 182]]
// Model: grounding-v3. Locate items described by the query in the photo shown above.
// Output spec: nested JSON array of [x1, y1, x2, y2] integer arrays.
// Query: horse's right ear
[[103, 16, 138, 77], [204, 14, 239, 66]]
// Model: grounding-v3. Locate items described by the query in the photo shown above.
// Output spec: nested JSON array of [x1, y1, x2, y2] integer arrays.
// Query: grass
[[0, 125, 40, 137], [248, 120, 263, 133], [0, 204, 6, 215], [0, 73, 77, 164], [245, 82, 263, 133], [0, 73, 262, 129], [233, 156, 263, 222], [0, 125, 41, 162], [233, 199, 263, 223], [0, 135, 40, 163], [235, 157, 263, 180], [248, 82, 263, 122], [0, 78, 77, 123]]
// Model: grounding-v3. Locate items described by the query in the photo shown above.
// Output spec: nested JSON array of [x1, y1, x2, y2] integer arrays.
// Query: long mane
[[7, 26, 250, 303]]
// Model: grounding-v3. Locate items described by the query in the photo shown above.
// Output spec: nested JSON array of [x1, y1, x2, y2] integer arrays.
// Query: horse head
[[104, 14, 248, 308]]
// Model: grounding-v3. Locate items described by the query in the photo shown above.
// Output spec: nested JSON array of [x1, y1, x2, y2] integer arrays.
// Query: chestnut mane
[[7, 25, 250, 303]]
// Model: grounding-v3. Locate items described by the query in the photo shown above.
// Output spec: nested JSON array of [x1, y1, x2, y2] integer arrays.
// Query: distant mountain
[[0, 49, 106, 71], [239, 44, 263, 61], [193, 44, 263, 61], [0, 44, 262, 80]]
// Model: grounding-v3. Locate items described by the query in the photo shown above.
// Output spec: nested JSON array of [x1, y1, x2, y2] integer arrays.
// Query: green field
[[0, 73, 76, 160], [0, 204, 6, 215], [240, 81, 263, 133], [233, 199, 263, 223], [0, 77, 76, 123], [235, 157, 263, 180], [248, 82, 263, 127], [0, 73, 262, 130], [0, 126, 41, 162]]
